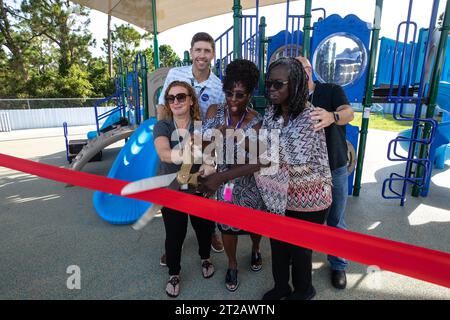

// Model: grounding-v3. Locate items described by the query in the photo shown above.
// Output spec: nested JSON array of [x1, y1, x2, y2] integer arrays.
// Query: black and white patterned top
[[203, 104, 266, 233]]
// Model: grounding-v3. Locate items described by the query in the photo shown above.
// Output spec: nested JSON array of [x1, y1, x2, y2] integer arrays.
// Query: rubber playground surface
[[0, 125, 449, 300]]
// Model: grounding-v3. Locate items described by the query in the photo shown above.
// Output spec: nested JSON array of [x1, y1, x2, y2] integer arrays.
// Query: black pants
[[270, 208, 329, 293], [162, 206, 214, 276]]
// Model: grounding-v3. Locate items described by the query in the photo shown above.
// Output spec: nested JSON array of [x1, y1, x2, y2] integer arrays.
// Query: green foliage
[[57, 64, 93, 97], [21, 0, 93, 76], [104, 24, 142, 69], [87, 58, 115, 97], [143, 44, 182, 72], [0, 1, 181, 102], [350, 112, 414, 132], [159, 44, 182, 68]]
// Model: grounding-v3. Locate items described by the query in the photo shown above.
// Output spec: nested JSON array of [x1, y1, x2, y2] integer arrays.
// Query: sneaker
[[211, 233, 224, 252], [160, 254, 167, 266]]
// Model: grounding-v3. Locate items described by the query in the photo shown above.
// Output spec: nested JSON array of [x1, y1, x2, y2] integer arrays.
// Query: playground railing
[[63, 122, 70, 162], [93, 94, 124, 135], [215, 14, 259, 79], [284, 5, 326, 57]]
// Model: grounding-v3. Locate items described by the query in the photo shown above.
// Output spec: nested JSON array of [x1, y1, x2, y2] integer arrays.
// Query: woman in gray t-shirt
[[153, 80, 215, 298]]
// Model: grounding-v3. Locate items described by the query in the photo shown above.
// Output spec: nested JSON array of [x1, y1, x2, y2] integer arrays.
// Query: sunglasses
[[166, 93, 191, 104], [265, 80, 289, 90], [224, 90, 248, 100]]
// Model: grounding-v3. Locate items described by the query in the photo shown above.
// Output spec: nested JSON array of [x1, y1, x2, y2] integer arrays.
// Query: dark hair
[[164, 81, 201, 121], [191, 32, 215, 52], [223, 59, 260, 94], [266, 56, 309, 119]]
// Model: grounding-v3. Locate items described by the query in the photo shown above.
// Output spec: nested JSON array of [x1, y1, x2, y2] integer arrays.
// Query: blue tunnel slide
[[93, 117, 159, 224]]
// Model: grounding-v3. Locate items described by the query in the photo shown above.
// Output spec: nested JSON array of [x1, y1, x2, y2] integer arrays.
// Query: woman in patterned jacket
[[202, 59, 265, 292], [200, 57, 332, 300]]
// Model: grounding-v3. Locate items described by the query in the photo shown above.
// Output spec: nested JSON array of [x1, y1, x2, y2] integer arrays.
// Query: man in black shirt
[[296, 56, 354, 290]]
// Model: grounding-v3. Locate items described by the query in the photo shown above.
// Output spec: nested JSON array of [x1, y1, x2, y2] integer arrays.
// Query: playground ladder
[[381, 0, 440, 206]]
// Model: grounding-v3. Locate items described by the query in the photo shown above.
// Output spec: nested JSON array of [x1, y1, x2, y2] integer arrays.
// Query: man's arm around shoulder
[[332, 84, 354, 126]]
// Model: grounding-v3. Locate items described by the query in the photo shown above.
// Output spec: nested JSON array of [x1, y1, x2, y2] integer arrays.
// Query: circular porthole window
[[268, 44, 303, 66], [312, 33, 367, 87]]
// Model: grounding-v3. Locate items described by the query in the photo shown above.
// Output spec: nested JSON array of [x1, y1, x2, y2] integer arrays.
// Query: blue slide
[[87, 111, 122, 140], [434, 122, 450, 169], [398, 81, 450, 168], [435, 81, 450, 169], [93, 117, 160, 224]]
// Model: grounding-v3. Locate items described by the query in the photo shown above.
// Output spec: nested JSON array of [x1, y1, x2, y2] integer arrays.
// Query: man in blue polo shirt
[[157, 33, 225, 266]]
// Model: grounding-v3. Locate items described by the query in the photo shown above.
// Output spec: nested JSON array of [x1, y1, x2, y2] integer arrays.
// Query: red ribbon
[[1, 152, 449, 288]]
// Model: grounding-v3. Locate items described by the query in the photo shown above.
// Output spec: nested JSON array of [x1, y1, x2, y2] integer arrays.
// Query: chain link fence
[[0, 98, 111, 110]]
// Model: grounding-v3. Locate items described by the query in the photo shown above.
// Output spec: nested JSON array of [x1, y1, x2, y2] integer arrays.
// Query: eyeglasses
[[166, 93, 191, 104], [224, 90, 248, 100], [265, 80, 289, 90]]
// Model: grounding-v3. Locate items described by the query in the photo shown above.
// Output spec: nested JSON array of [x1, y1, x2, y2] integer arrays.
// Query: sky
[[87, 0, 446, 59]]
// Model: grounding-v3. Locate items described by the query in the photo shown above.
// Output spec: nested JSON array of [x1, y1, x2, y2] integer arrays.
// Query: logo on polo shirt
[[201, 94, 209, 102]]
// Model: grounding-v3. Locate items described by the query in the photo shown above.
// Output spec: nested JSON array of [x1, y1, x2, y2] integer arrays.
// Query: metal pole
[[255, 0, 260, 67], [233, 0, 242, 59], [258, 16, 266, 94], [284, 0, 290, 56], [353, 0, 384, 196], [151, 0, 160, 69], [302, 0, 312, 58], [183, 51, 190, 65], [119, 58, 127, 118], [412, 0, 450, 196], [141, 54, 149, 121]]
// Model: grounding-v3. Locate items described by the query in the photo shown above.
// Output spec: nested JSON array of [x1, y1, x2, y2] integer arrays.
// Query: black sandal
[[225, 268, 239, 292], [201, 260, 215, 279], [250, 251, 262, 272], [165, 275, 180, 298]]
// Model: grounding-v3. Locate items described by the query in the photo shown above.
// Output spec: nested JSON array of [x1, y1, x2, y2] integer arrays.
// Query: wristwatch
[[333, 112, 340, 123]]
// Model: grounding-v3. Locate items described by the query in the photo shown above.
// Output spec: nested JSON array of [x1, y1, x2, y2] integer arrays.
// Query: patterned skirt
[[216, 172, 266, 235]]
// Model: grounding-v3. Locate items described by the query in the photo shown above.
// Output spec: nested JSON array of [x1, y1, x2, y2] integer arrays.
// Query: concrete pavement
[[0, 126, 449, 300]]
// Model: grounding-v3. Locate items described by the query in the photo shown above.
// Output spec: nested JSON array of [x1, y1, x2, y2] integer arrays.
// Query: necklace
[[173, 118, 191, 144], [226, 106, 248, 129]]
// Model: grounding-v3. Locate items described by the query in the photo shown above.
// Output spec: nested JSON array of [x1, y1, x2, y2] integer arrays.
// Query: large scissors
[[121, 162, 201, 230]]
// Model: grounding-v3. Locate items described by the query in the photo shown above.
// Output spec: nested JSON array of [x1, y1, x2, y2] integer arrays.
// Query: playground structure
[[2, 1, 449, 300], [64, 54, 150, 171], [66, 0, 450, 225], [211, 0, 450, 206]]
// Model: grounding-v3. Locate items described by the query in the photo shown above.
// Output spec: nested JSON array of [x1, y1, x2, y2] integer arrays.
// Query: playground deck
[[0, 126, 449, 300]]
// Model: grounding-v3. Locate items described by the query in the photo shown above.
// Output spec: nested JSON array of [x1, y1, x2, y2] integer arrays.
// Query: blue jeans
[[327, 165, 349, 271]]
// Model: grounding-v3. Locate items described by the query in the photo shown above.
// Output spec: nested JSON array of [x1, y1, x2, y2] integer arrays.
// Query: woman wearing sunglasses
[[153, 80, 215, 298], [202, 59, 266, 292], [200, 57, 332, 300]]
